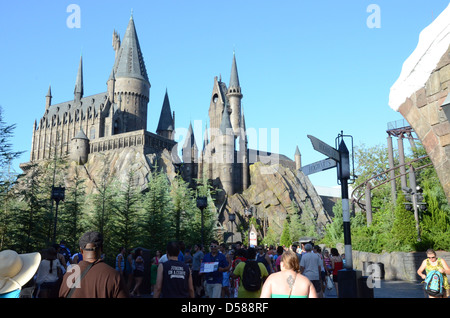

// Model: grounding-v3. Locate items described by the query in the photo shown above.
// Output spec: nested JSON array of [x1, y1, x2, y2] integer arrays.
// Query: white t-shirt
[[35, 259, 61, 284]]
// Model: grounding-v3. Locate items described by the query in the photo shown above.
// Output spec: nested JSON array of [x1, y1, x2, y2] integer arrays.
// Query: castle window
[[90, 128, 95, 140]]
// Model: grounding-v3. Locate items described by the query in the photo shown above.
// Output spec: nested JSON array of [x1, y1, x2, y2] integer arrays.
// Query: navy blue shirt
[[202, 252, 228, 284]]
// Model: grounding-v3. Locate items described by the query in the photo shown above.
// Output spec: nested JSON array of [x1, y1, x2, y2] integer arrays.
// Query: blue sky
[[1, 0, 449, 188]]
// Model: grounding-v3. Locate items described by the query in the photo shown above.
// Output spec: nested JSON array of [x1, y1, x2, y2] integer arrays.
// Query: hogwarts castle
[[21, 15, 329, 238]]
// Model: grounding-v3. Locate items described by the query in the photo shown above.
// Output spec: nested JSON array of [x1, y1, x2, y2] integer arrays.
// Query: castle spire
[[74, 55, 83, 102], [112, 15, 149, 82], [46, 85, 52, 109], [229, 51, 240, 89], [156, 89, 174, 139]]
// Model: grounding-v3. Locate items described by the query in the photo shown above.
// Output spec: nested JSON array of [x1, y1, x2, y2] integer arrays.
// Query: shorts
[[311, 280, 322, 293], [205, 283, 222, 298], [222, 272, 230, 287], [192, 270, 201, 287]]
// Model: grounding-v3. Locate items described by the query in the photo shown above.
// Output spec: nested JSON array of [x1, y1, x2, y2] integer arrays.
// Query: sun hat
[[0, 250, 41, 294]]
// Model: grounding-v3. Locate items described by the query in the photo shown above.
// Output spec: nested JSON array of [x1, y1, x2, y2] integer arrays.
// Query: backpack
[[424, 270, 444, 297], [242, 261, 262, 292]]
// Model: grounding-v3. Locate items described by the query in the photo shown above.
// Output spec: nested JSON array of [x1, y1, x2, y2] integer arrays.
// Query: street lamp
[[196, 196, 208, 246], [229, 212, 236, 243], [51, 186, 65, 243]]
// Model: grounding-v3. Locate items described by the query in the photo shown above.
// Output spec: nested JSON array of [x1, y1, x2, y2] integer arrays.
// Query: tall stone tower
[[108, 15, 150, 135], [227, 52, 243, 136], [217, 106, 235, 195]]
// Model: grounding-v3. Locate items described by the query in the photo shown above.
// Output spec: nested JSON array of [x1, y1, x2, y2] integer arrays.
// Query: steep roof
[[74, 56, 84, 99], [156, 90, 174, 132], [112, 16, 149, 82], [229, 53, 240, 88]]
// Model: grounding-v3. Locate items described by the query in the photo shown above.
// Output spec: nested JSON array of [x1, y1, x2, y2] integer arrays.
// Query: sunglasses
[[428, 256, 437, 260]]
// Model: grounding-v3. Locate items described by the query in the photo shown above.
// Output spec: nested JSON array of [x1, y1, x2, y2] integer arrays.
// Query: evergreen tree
[[59, 165, 87, 249], [141, 166, 174, 251], [280, 219, 291, 247], [391, 192, 417, 251], [110, 169, 142, 252]]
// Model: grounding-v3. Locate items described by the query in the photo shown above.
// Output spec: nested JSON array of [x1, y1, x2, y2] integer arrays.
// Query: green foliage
[[279, 219, 291, 247]]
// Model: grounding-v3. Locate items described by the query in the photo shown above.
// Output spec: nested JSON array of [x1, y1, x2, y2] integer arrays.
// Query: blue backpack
[[424, 270, 444, 297]]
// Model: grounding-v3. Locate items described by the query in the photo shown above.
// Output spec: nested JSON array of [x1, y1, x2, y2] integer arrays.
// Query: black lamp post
[[229, 212, 236, 243], [196, 196, 208, 246], [51, 186, 65, 243]]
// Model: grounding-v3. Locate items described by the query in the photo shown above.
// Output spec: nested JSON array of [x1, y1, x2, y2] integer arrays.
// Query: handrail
[[351, 155, 432, 211]]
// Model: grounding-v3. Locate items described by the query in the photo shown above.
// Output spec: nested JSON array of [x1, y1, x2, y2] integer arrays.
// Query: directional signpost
[[304, 132, 358, 298], [301, 158, 337, 176]]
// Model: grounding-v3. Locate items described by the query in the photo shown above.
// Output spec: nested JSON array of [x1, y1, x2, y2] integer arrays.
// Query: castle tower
[[226, 52, 243, 137], [182, 122, 198, 187], [295, 146, 301, 170], [218, 106, 235, 195], [156, 90, 175, 140], [70, 129, 89, 165], [74, 56, 83, 103], [240, 113, 249, 191], [45, 85, 52, 110], [111, 15, 150, 134]]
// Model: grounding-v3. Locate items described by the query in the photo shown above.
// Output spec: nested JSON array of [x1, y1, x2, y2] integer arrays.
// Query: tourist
[[257, 245, 274, 274], [201, 240, 228, 298], [0, 249, 41, 298], [330, 247, 343, 297], [35, 247, 62, 298], [115, 247, 126, 277], [59, 231, 129, 298], [231, 247, 268, 298], [154, 241, 194, 298], [260, 249, 317, 298], [191, 244, 204, 298], [299, 243, 322, 297], [130, 248, 144, 297], [417, 248, 450, 298]]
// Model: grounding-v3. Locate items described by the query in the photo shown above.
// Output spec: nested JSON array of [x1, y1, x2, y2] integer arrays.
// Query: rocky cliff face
[[221, 162, 331, 242], [23, 146, 329, 242]]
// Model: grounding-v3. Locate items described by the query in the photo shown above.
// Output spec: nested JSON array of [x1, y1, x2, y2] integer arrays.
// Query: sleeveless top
[[161, 259, 191, 298], [332, 259, 343, 276], [426, 258, 450, 290], [271, 294, 308, 298]]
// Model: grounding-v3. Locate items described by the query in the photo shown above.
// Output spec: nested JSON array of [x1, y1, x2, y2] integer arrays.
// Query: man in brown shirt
[[59, 231, 129, 298]]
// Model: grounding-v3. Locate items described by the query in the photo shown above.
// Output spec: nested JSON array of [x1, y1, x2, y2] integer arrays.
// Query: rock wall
[[222, 162, 330, 242], [351, 250, 450, 282], [397, 45, 450, 202]]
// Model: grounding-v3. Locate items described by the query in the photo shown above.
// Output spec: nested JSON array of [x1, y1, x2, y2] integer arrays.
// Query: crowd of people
[[1, 231, 449, 298]]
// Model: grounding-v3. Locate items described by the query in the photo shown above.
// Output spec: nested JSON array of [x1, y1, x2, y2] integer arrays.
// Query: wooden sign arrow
[[307, 135, 340, 161], [301, 158, 337, 176]]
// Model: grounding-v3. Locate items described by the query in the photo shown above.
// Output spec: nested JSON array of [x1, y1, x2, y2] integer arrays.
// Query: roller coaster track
[[351, 155, 433, 212]]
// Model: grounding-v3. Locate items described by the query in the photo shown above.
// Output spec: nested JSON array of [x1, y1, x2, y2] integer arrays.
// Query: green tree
[[391, 193, 417, 251], [141, 166, 174, 251], [110, 169, 143, 253], [279, 219, 291, 247]]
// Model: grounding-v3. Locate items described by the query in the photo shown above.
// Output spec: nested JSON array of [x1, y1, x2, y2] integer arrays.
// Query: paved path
[[322, 279, 426, 298]]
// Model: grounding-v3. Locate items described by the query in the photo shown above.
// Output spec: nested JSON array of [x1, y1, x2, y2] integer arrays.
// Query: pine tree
[[391, 192, 417, 251], [141, 166, 174, 251]]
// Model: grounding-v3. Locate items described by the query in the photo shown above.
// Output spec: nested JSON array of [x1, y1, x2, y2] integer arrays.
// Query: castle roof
[[37, 92, 108, 130], [229, 52, 240, 88], [112, 16, 149, 82], [156, 90, 174, 133]]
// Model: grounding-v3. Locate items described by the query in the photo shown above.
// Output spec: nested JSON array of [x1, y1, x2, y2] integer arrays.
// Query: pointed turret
[[182, 122, 198, 163], [295, 146, 302, 170], [113, 15, 149, 82], [46, 85, 52, 110], [227, 52, 243, 136], [156, 90, 175, 140], [74, 56, 83, 102], [110, 15, 150, 133]]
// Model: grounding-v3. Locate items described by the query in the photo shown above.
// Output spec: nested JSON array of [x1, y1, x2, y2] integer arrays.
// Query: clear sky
[[1, 0, 449, 188]]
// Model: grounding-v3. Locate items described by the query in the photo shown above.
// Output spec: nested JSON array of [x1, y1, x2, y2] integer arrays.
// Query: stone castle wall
[[397, 45, 450, 202]]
